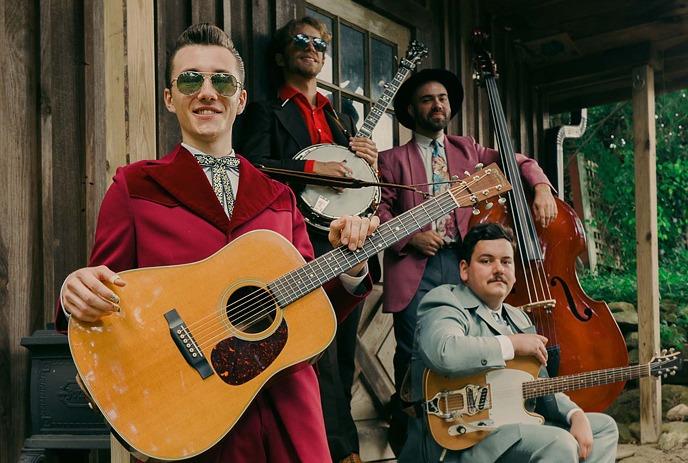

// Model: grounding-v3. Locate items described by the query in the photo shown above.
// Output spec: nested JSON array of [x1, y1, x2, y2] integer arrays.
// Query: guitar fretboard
[[268, 186, 460, 306], [356, 58, 415, 139], [523, 363, 651, 399]]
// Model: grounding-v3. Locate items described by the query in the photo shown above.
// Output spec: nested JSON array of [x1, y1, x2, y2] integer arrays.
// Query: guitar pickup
[[164, 309, 214, 379]]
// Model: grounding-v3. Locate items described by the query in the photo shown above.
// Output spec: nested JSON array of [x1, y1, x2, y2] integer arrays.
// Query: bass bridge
[[424, 383, 491, 421]]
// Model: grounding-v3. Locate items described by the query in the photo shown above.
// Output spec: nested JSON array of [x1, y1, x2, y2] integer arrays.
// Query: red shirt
[[278, 85, 335, 172]]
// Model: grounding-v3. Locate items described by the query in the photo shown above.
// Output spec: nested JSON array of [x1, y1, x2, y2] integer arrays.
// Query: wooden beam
[[126, 0, 156, 163], [632, 64, 661, 444]]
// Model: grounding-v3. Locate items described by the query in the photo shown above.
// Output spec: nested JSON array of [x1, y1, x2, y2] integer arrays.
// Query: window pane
[[372, 112, 394, 151], [371, 39, 395, 101], [342, 96, 365, 132], [317, 86, 334, 106], [306, 8, 334, 84], [340, 24, 365, 95]]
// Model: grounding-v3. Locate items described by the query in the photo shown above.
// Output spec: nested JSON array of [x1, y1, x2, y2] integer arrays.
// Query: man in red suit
[[56, 23, 378, 463], [377, 68, 557, 452]]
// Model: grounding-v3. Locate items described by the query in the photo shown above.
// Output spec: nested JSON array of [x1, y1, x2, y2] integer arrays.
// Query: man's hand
[[62, 266, 126, 322], [349, 136, 378, 166], [532, 183, 557, 228], [328, 215, 380, 276], [408, 230, 445, 256], [569, 410, 594, 459], [507, 333, 549, 365], [313, 160, 352, 177]]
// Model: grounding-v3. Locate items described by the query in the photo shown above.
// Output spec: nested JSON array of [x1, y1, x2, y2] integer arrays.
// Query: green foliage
[[579, 267, 688, 349], [566, 89, 688, 267]]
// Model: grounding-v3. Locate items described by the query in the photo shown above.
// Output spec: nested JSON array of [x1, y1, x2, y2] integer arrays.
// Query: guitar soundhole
[[225, 285, 277, 334]]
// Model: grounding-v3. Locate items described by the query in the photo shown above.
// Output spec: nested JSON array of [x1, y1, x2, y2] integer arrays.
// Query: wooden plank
[[104, 0, 128, 175], [40, 0, 55, 319], [84, 0, 108, 258], [126, 0, 157, 163], [459, 0, 477, 138], [192, 0, 220, 25], [155, 0, 187, 156], [0, 0, 41, 461], [632, 64, 661, 444]]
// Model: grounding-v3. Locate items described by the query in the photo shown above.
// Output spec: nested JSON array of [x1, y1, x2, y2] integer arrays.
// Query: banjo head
[[294, 144, 380, 231]]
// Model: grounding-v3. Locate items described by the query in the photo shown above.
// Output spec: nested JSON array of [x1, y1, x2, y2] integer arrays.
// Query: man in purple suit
[[377, 68, 557, 452]]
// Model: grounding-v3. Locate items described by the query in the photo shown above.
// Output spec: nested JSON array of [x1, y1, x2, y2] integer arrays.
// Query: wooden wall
[[0, 1, 545, 461]]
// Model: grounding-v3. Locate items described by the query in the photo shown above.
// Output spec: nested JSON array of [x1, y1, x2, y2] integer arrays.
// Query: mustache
[[488, 276, 507, 284]]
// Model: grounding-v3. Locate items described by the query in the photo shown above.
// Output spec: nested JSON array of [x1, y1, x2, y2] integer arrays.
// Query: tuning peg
[[669, 347, 676, 353], [450, 175, 459, 182], [662, 348, 667, 355], [475, 163, 484, 170], [485, 202, 494, 210], [670, 370, 677, 375], [464, 170, 471, 176], [498, 197, 507, 205], [472, 207, 480, 216]]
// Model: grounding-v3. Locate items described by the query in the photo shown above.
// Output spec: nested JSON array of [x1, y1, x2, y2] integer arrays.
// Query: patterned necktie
[[430, 139, 457, 243], [194, 154, 240, 218], [492, 310, 514, 334]]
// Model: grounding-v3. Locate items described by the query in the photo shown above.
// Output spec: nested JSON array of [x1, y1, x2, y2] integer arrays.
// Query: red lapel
[[138, 145, 284, 234]]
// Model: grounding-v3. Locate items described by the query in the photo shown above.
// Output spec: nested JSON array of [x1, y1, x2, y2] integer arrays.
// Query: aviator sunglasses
[[171, 71, 242, 97], [291, 33, 328, 53]]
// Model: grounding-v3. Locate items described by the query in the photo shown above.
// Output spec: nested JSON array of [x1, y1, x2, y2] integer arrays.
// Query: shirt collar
[[181, 142, 235, 159], [278, 84, 332, 111], [415, 132, 445, 149]]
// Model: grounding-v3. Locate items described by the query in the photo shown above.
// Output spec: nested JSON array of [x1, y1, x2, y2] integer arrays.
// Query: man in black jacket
[[238, 16, 378, 463]]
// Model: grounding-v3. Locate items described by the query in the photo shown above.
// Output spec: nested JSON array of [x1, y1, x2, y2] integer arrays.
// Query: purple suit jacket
[[56, 145, 370, 462], [377, 135, 551, 313]]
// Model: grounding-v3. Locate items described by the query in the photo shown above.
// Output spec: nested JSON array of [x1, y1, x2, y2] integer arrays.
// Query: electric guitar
[[423, 350, 681, 451], [68, 164, 511, 460]]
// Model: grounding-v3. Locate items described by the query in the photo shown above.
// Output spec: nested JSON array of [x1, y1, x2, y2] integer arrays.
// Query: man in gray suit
[[400, 223, 618, 462]]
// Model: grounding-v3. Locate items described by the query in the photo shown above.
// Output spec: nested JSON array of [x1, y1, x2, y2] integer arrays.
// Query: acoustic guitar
[[423, 350, 681, 451], [68, 164, 510, 460]]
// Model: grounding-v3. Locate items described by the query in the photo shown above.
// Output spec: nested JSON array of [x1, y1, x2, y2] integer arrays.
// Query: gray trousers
[[457, 412, 619, 463]]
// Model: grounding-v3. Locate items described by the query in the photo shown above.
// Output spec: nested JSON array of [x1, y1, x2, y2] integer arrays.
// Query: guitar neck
[[355, 58, 414, 139], [524, 363, 651, 399], [270, 188, 459, 307]]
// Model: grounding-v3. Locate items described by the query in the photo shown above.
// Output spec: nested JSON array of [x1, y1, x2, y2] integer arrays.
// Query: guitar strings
[[185, 175, 486, 343], [485, 78, 558, 345], [174, 175, 496, 351], [193, 183, 488, 350]]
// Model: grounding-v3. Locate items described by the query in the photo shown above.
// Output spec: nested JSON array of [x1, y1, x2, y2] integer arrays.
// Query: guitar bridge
[[165, 309, 213, 379], [424, 383, 491, 421]]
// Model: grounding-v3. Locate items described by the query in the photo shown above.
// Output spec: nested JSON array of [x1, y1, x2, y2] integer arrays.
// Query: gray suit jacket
[[400, 283, 579, 463]]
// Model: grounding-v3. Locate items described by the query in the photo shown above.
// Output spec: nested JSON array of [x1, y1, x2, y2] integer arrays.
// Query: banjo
[[295, 40, 428, 231]]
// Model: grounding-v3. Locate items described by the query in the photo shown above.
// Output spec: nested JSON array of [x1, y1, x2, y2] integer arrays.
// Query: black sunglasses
[[291, 33, 328, 53], [171, 71, 242, 97]]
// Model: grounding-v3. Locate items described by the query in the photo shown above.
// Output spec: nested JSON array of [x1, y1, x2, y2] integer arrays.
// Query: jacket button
[[481, 359, 487, 366]]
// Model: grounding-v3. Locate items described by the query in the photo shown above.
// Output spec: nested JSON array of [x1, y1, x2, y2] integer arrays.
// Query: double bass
[[468, 32, 628, 411]]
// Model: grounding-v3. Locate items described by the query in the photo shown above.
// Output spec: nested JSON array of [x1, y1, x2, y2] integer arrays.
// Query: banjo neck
[[355, 40, 428, 139]]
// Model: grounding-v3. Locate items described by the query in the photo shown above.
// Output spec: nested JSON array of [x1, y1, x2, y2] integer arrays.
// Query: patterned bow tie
[[194, 154, 240, 217]]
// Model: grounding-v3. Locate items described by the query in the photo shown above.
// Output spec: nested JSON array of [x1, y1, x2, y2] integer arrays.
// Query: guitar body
[[424, 357, 544, 451], [68, 230, 336, 460]]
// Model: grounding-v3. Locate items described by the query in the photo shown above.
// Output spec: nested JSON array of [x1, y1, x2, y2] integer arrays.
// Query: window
[[306, 1, 411, 151]]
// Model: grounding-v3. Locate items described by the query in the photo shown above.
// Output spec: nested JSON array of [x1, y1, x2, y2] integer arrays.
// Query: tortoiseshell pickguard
[[210, 320, 288, 385]]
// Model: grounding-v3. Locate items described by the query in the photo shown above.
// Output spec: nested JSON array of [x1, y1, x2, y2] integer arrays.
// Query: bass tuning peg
[[498, 197, 507, 205], [474, 163, 484, 170], [485, 202, 493, 210], [472, 207, 480, 216]]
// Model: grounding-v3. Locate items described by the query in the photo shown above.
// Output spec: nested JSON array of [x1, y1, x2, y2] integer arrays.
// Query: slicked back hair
[[460, 223, 516, 263], [166, 23, 245, 88]]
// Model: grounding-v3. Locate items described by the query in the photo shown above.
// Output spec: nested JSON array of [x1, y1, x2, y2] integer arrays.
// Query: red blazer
[[56, 145, 370, 462], [377, 135, 552, 313]]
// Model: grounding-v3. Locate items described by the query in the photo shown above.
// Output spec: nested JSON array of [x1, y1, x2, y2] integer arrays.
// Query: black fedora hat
[[393, 68, 463, 130]]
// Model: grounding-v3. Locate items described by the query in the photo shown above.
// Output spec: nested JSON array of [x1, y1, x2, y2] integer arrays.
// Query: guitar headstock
[[471, 30, 498, 86], [400, 40, 428, 70], [650, 349, 682, 379], [449, 163, 511, 209]]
